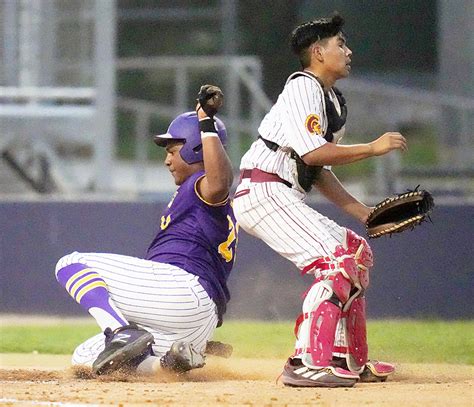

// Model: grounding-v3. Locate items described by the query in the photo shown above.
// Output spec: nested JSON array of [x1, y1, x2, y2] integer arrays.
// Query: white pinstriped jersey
[[234, 71, 348, 270], [240, 71, 345, 193]]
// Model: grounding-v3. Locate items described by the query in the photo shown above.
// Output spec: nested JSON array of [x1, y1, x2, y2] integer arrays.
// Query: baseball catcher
[[233, 13, 412, 388]]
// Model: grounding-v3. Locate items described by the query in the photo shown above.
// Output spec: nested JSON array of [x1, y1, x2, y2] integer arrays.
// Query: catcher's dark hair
[[290, 12, 345, 68]]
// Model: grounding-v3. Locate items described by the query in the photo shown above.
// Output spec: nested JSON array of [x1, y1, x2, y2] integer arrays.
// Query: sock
[[56, 263, 127, 331]]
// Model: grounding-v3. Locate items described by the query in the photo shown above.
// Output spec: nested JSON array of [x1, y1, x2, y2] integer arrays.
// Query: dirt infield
[[0, 354, 472, 406]]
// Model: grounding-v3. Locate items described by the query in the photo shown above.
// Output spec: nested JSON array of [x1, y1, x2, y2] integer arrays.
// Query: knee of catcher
[[345, 229, 373, 269], [317, 253, 367, 298], [331, 272, 352, 303], [344, 229, 373, 289]]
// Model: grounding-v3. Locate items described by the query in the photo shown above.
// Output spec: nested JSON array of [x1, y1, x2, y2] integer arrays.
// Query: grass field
[[1, 319, 473, 365]]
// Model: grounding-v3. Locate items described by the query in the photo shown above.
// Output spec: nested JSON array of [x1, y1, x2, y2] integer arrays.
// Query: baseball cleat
[[160, 341, 205, 373], [281, 357, 359, 388], [92, 323, 154, 375], [359, 360, 395, 382]]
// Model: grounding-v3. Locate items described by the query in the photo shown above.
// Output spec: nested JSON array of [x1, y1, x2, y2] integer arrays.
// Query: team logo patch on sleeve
[[305, 114, 322, 135]]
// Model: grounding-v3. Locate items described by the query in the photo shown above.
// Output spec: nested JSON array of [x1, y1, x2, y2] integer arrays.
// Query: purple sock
[[56, 263, 127, 330]]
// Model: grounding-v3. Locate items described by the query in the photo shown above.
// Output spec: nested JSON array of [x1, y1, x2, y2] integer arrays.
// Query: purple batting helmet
[[153, 112, 227, 164]]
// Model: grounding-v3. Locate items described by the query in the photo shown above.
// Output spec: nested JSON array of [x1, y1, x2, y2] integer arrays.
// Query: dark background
[[117, 0, 438, 101], [1, 200, 472, 321]]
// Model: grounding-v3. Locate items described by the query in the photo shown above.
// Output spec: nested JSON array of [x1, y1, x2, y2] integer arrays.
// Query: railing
[[340, 78, 474, 159], [2, 53, 472, 197], [338, 78, 474, 196], [116, 56, 271, 183], [116, 60, 474, 196]]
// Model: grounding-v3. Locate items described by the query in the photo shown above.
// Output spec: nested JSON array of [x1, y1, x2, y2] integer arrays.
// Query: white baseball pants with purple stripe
[[56, 252, 218, 366]]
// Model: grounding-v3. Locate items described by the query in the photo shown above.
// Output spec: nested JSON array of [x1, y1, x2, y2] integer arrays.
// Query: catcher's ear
[[311, 43, 324, 63]]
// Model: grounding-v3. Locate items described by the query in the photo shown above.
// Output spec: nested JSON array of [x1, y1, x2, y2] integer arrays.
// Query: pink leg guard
[[308, 300, 342, 367], [297, 237, 373, 375], [294, 280, 348, 370], [346, 295, 368, 370]]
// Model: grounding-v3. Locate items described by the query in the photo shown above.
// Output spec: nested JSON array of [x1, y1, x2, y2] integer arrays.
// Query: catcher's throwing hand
[[369, 132, 408, 156], [196, 84, 224, 118], [366, 187, 434, 238]]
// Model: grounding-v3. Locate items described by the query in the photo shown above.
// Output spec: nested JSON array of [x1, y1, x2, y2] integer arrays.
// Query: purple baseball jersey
[[146, 170, 238, 323]]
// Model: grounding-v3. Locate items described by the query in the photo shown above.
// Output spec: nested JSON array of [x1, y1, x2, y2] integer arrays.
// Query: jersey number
[[218, 216, 239, 263], [160, 214, 171, 230], [160, 193, 177, 230]]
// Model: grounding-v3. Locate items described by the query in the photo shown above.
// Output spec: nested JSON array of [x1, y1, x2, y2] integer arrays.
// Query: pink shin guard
[[345, 295, 368, 370], [307, 300, 342, 367], [297, 234, 373, 372]]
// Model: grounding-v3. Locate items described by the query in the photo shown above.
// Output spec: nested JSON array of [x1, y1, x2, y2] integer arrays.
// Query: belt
[[239, 168, 292, 188]]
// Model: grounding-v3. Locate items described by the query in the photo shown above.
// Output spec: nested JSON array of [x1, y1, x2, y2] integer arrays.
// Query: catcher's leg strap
[[301, 254, 362, 290], [301, 230, 372, 289]]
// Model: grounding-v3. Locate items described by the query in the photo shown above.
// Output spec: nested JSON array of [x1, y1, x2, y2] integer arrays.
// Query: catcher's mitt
[[366, 187, 434, 238], [197, 84, 224, 118]]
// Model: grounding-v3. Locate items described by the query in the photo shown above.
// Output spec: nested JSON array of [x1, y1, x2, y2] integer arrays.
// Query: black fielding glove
[[197, 84, 224, 118], [366, 187, 434, 238]]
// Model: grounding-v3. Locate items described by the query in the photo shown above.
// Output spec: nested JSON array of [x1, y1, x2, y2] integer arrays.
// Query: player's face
[[321, 33, 352, 79], [164, 142, 197, 185]]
